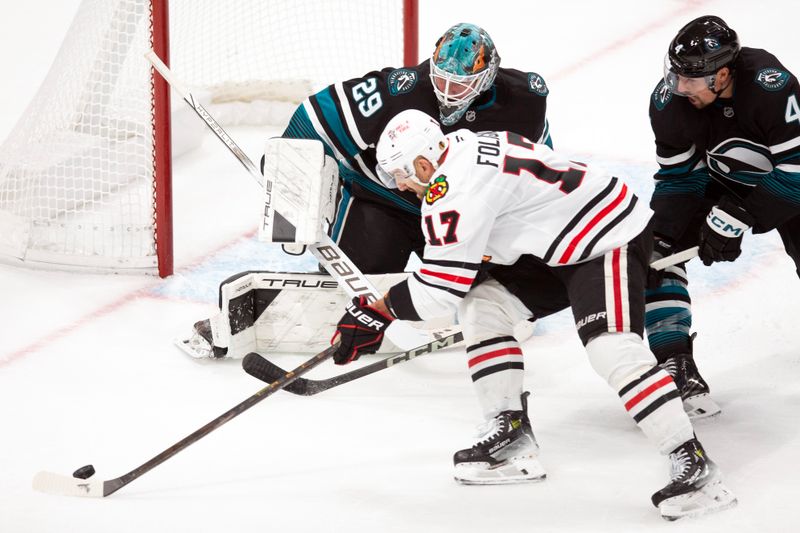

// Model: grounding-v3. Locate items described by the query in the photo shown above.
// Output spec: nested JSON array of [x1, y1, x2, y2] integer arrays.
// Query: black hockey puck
[[72, 464, 95, 479]]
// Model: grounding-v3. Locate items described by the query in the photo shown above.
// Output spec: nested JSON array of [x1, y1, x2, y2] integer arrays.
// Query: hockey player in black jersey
[[180, 23, 556, 359], [647, 16, 800, 418]]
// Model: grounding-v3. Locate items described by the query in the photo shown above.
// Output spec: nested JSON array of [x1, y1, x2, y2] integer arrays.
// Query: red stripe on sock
[[624, 375, 673, 411], [468, 346, 523, 368]]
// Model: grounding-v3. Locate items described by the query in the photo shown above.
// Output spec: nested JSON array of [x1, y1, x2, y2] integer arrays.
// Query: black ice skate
[[453, 391, 545, 485], [652, 438, 737, 521], [660, 353, 721, 420]]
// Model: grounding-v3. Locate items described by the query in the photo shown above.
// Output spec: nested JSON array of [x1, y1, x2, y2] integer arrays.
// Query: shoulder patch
[[388, 68, 418, 96], [425, 175, 449, 205], [652, 79, 672, 111], [527, 73, 549, 96], [755, 68, 790, 91]]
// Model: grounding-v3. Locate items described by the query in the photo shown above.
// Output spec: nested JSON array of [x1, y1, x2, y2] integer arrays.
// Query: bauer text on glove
[[332, 296, 395, 365]]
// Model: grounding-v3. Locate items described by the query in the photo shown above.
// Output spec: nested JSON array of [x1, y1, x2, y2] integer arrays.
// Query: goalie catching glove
[[332, 296, 395, 365]]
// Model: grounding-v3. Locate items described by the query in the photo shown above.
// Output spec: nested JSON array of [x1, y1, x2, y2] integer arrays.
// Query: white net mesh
[[0, 0, 409, 273]]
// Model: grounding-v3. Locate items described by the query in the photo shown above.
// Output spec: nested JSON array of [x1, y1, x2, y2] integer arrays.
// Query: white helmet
[[375, 110, 448, 188]]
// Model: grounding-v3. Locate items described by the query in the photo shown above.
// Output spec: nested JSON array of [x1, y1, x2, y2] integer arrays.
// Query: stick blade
[[242, 352, 309, 395], [33, 471, 105, 498]]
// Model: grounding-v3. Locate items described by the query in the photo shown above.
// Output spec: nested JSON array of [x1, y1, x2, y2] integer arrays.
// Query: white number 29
[[352, 78, 382, 118], [786, 94, 800, 125]]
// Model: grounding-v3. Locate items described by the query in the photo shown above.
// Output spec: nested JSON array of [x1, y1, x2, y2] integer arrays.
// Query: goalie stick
[[243, 329, 465, 395], [144, 51, 381, 304], [32, 345, 337, 498], [242, 248, 695, 394]]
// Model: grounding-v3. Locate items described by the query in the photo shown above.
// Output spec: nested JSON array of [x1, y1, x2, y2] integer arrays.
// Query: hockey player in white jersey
[[330, 110, 736, 520]]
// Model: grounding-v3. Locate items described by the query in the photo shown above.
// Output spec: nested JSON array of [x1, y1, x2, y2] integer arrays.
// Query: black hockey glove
[[698, 196, 755, 266], [647, 235, 675, 290], [332, 296, 395, 365]]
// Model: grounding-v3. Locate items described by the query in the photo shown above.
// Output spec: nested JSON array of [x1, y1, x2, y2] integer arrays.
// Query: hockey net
[[0, 0, 418, 276]]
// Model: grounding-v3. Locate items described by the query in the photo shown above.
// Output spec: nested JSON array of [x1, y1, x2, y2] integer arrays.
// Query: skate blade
[[659, 480, 737, 521], [683, 393, 722, 420], [454, 456, 546, 485], [173, 336, 212, 359]]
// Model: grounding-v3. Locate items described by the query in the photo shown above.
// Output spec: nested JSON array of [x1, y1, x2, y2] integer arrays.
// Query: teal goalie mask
[[430, 23, 500, 126]]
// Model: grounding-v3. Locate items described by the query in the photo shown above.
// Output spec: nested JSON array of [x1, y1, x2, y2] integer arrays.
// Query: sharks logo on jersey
[[756, 68, 790, 91], [652, 80, 673, 111], [388, 69, 418, 96], [707, 137, 774, 187], [528, 73, 549, 96]]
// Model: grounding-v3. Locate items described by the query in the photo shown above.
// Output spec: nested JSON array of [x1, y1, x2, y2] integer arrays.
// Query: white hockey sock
[[617, 367, 694, 454], [586, 332, 693, 454], [467, 336, 525, 419]]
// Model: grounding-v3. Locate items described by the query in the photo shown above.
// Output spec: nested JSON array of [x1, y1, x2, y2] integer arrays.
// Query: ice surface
[[1, 1, 798, 532]]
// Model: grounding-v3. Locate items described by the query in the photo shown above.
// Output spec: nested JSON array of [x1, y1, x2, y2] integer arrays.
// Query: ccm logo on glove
[[707, 207, 747, 237]]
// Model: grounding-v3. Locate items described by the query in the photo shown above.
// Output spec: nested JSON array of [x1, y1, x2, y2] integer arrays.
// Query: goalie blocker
[[259, 137, 338, 250]]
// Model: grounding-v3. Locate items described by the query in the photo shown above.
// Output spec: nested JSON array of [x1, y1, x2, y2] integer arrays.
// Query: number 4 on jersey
[[786, 94, 800, 125]]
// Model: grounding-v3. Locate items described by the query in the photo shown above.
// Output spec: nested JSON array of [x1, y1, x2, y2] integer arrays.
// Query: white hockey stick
[[650, 246, 699, 271]]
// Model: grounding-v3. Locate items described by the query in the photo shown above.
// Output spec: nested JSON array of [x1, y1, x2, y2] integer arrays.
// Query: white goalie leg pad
[[586, 333, 694, 454], [459, 278, 534, 419], [260, 137, 338, 244]]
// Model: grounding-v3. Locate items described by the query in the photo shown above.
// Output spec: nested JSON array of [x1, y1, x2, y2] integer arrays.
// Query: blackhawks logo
[[425, 175, 449, 205]]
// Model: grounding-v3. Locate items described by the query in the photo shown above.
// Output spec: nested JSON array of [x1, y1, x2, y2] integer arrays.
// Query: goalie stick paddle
[[32, 345, 337, 498], [243, 330, 465, 396]]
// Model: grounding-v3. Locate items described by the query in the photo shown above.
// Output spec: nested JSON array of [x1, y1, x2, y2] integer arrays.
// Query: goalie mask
[[376, 110, 448, 189], [663, 15, 739, 96], [430, 23, 500, 126]]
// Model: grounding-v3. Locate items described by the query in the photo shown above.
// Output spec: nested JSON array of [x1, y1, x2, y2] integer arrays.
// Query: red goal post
[[0, 0, 419, 277]]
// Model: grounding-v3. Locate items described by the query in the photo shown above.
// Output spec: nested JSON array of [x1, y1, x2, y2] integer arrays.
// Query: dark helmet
[[667, 16, 740, 77]]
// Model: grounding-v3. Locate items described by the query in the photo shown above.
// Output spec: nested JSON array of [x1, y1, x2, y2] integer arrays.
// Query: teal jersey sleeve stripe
[[330, 185, 352, 241], [315, 88, 360, 158], [283, 105, 336, 158], [653, 168, 710, 197], [761, 168, 800, 205], [542, 118, 553, 149]]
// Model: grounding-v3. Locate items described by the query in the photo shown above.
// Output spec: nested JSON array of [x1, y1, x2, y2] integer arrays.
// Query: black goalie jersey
[[648, 47, 800, 240], [281, 59, 552, 216]]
